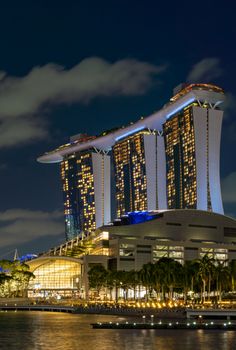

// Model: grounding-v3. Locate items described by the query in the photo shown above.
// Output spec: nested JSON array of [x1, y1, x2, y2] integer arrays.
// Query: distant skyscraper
[[113, 130, 166, 217]]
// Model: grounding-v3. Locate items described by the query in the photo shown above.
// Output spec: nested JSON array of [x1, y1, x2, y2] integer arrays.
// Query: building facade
[[163, 90, 224, 213], [113, 130, 166, 217], [38, 83, 225, 239], [61, 149, 111, 240], [90, 209, 236, 271], [31, 209, 236, 298]]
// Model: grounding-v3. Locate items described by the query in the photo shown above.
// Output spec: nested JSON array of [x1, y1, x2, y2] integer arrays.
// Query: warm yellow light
[[101, 231, 109, 240]]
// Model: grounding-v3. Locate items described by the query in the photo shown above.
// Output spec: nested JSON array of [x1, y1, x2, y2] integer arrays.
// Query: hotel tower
[[112, 129, 166, 217], [163, 84, 224, 213], [51, 134, 110, 240], [38, 83, 225, 240]]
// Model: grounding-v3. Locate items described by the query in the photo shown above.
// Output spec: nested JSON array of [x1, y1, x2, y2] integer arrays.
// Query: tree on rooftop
[[66, 240, 95, 258]]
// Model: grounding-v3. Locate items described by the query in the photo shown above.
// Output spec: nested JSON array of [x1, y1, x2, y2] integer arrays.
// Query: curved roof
[[109, 209, 236, 227], [38, 85, 225, 164], [99, 209, 236, 243], [101, 209, 236, 233], [27, 256, 83, 272]]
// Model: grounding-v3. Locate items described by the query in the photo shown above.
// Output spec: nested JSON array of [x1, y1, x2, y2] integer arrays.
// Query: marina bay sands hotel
[[38, 83, 225, 241]]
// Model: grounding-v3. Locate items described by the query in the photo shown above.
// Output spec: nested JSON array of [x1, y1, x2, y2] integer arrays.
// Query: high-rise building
[[57, 135, 110, 240], [113, 130, 166, 217], [38, 83, 225, 239], [163, 84, 224, 213]]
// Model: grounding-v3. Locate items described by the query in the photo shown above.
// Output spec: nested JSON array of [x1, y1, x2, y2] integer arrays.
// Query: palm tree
[[156, 257, 182, 301], [136, 269, 144, 300], [120, 271, 132, 300], [198, 255, 214, 303], [214, 261, 231, 302], [180, 260, 199, 304], [151, 262, 162, 300], [106, 270, 116, 301], [126, 270, 139, 300], [229, 260, 236, 291], [139, 262, 154, 301], [106, 270, 125, 302], [88, 264, 108, 299]]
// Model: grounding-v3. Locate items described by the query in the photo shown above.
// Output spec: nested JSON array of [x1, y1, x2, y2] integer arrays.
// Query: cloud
[[222, 92, 236, 119], [0, 58, 166, 117], [0, 71, 6, 81], [0, 163, 7, 170], [187, 58, 223, 83], [0, 209, 64, 249], [0, 118, 48, 148], [222, 172, 236, 203], [0, 57, 166, 148]]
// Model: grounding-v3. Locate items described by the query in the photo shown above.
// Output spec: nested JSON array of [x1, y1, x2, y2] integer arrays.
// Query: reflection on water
[[0, 312, 234, 350]]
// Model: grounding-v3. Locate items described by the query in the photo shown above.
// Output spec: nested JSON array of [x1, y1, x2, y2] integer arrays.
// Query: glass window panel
[[215, 253, 227, 260], [169, 246, 184, 251], [28, 259, 81, 290], [169, 251, 184, 258], [154, 246, 168, 250], [153, 251, 168, 258]]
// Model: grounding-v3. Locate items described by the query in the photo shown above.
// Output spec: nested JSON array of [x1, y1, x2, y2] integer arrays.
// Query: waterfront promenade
[[0, 303, 185, 318], [0, 304, 75, 313], [186, 308, 236, 320], [1, 299, 236, 320]]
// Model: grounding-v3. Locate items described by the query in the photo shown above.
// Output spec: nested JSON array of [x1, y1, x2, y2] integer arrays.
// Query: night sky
[[0, 1, 235, 258]]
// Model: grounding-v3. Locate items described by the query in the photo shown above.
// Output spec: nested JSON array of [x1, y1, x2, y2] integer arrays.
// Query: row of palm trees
[[88, 256, 236, 303]]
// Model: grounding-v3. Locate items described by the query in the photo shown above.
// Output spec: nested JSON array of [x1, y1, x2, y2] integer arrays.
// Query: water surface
[[0, 312, 234, 350]]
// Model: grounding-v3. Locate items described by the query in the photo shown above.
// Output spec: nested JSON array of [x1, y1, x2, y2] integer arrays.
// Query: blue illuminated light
[[115, 126, 145, 141], [19, 254, 38, 262], [166, 98, 195, 119], [127, 211, 158, 224]]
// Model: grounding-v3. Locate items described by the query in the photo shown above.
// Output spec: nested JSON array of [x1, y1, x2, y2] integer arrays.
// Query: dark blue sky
[[0, 0, 235, 257]]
